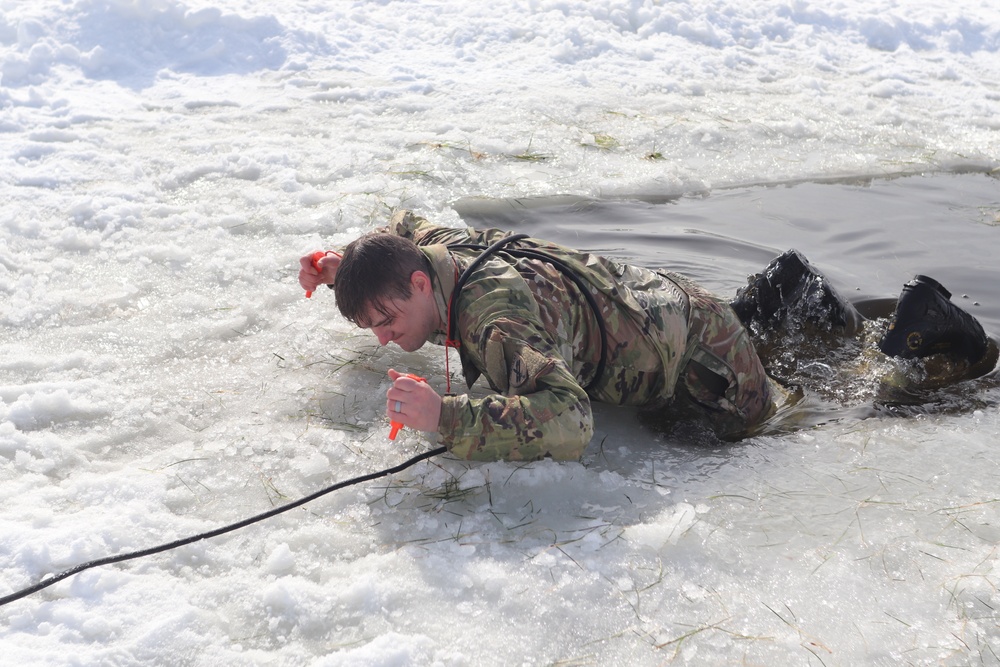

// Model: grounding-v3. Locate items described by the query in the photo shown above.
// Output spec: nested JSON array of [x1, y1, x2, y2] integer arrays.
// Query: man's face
[[359, 271, 439, 352]]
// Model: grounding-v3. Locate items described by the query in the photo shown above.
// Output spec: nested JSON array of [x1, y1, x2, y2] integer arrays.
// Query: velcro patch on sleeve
[[504, 339, 554, 394], [482, 326, 557, 396]]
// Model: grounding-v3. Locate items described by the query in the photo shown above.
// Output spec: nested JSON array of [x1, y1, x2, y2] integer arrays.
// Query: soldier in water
[[299, 210, 993, 462]]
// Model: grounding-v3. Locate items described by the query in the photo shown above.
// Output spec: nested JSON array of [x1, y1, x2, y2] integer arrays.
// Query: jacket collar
[[419, 244, 482, 389], [420, 244, 457, 346]]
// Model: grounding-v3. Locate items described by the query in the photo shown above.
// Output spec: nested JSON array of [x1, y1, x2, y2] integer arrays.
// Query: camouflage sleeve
[[389, 209, 594, 461], [436, 316, 595, 462]]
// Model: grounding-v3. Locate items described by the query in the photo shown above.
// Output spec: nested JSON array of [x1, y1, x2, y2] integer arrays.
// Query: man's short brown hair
[[334, 233, 432, 326]]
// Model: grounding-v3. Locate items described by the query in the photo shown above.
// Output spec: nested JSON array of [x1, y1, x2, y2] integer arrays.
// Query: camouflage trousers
[[669, 275, 776, 437]]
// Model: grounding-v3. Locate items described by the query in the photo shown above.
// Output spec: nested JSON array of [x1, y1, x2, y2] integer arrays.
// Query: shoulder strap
[[446, 235, 608, 391]]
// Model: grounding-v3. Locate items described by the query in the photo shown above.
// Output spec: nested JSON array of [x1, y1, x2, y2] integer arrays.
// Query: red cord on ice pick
[[389, 374, 426, 440]]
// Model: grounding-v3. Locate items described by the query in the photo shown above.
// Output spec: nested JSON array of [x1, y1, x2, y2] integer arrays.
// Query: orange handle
[[389, 374, 427, 440], [304, 251, 327, 298]]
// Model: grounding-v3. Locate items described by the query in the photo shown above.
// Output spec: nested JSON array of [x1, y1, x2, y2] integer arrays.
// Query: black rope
[[447, 237, 609, 391], [0, 446, 446, 608]]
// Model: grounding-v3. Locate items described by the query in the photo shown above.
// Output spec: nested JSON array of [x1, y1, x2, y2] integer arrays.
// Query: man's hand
[[386, 369, 442, 434], [298, 251, 341, 293]]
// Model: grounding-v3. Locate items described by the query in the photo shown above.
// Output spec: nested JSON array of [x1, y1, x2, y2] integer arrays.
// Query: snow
[[1, 0, 999, 665]]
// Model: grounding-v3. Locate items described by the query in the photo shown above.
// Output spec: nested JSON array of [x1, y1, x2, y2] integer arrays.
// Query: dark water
[[454, 171, 1000, 439], [455, 171, 1000, 332]]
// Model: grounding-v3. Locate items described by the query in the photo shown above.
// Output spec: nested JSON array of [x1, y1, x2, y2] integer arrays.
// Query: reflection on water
[[454, 171, 1000, 446]]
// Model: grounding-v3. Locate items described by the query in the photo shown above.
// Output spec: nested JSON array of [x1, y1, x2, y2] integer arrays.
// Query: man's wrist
[[436, 394, 465, 443]]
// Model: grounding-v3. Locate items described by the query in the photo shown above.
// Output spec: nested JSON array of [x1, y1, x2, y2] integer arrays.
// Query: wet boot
[[730, 249, 861, 334], [877, 275, 989, 366]]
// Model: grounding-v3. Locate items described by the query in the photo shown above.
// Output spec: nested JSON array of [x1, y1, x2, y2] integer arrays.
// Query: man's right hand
[[298, 251, 341, 292]]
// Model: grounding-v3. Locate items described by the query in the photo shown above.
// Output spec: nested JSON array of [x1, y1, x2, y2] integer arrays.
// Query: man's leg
[[679, 281, 778, 437]]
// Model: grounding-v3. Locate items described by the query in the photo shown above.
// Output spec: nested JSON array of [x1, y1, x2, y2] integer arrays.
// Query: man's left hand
[[386, 369, 442, 434]]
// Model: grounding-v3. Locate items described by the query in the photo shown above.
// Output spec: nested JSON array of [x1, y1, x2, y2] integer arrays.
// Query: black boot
[[731, 249, 860, 334], [877, 275, 989, 365]]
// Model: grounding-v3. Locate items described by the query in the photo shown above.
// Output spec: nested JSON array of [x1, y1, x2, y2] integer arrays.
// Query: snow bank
[[1, 0, 999, 665]]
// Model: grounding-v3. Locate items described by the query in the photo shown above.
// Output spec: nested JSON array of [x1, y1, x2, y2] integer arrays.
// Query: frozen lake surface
[[2, 1, 999, 665]]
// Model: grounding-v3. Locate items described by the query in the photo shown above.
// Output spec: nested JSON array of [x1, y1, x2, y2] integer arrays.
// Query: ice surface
[[2, 0, 999, 665]]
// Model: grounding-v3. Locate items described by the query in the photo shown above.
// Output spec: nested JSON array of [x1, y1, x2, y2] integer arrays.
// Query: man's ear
[[410, 270, 433, 296]]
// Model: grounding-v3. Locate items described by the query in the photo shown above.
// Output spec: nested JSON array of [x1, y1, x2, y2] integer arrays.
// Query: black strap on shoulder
[[446, 233, 529, 347], [446, 234, 608, 391]]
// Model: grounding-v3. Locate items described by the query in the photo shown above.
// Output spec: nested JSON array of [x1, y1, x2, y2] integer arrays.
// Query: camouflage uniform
[[386, 210, 774, 462]]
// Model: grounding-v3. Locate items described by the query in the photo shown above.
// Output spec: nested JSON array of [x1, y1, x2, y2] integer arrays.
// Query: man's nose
[[373, 326, 392, 346]]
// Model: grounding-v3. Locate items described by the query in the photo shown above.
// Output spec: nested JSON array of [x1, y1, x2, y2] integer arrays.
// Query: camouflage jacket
[[386, 210, 704, 463]]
